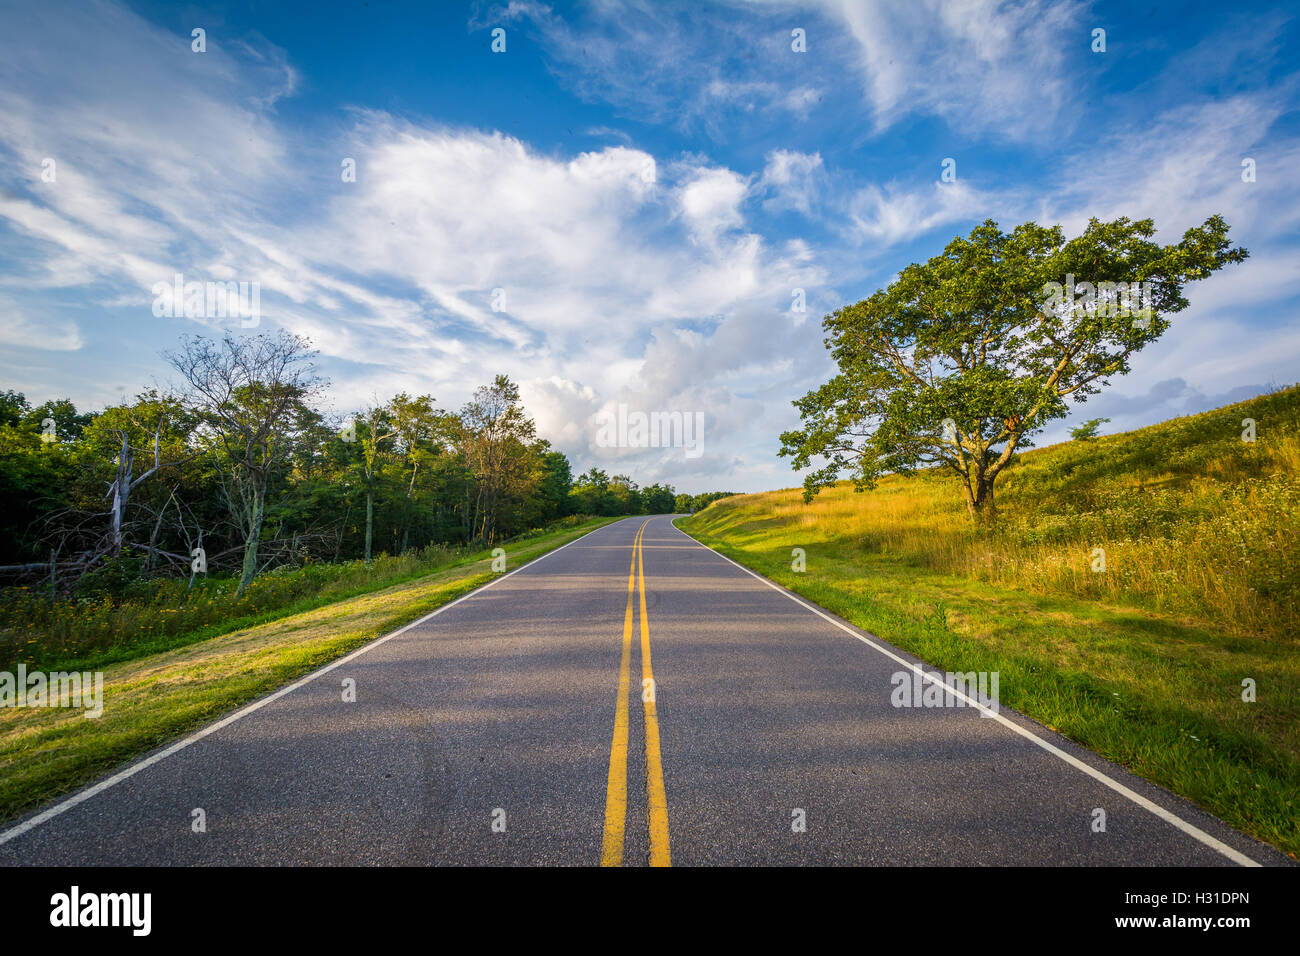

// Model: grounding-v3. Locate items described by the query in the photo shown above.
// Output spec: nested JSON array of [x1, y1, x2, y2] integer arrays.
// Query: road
[[0, 515, 1288, 866]]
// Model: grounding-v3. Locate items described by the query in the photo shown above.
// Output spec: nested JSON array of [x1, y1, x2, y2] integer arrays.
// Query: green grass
[[678, 387, 1300, 858], [0, 516, 617, 827], [1, 515, 605, 674]]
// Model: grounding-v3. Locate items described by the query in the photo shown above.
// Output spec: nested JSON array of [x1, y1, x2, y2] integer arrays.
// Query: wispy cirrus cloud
[[490, 0, 1085, 141], [818, 0, 1085, 140], [485, 0, 832, 138]]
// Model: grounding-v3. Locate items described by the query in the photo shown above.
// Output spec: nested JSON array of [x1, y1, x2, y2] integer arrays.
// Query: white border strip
[[0, 519, 623, 848], [670, 519, 1261, 868]]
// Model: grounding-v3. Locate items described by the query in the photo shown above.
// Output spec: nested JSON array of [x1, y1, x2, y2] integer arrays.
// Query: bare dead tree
[[166, 332, 325, 595], [104, 417, 195, 556]]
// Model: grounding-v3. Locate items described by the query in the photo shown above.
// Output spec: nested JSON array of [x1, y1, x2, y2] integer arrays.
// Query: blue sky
[[1, 0, 1297, 493]]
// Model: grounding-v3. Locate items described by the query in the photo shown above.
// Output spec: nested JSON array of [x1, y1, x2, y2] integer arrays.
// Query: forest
[[0, 331, 731, 604]]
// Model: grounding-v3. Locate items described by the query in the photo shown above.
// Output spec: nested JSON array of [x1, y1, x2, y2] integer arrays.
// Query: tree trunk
[[364, 480, 375, 563], [109, 435, 132, 555], [145, 494, 169, 572], [968, 474, 997, 524], [236, 490, 264, 596], [333, 501, 350, 563], [400, 461, 418, 553]]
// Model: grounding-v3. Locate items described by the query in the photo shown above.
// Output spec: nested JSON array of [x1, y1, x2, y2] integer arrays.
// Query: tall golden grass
[[733, 388, 1300, 639]]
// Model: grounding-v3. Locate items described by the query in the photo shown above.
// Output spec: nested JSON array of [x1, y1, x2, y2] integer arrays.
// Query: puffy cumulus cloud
[[0, 2, 837, 491], [759, 150, 824, 215], [295, 125, 826, 412], [577, 283, 837, 488], [676, 166, 750, 242], [519, 376, 602, 453], [304, 119, 667, 345]]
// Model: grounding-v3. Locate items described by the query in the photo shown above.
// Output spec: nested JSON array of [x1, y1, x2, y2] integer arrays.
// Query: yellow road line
[[600, 520, 646, 866], [638, 520, 672, 866]]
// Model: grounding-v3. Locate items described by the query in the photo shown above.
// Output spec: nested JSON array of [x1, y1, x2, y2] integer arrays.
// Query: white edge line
[[0, 519, 624, 847], [669, 518, 1262, 868]]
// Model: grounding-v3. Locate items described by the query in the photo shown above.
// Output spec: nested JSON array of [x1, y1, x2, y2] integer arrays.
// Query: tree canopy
[[0, 336, 730, 598], [779, 215, 1247, 516]]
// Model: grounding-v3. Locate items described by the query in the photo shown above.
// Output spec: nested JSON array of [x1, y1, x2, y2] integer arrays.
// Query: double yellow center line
[[601, 519, 671, 867]]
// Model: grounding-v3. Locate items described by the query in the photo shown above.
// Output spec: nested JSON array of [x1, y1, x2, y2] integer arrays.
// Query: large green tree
[[386, 393, 445, 553], [457, 375, 540, 545], [780, 215, 1247, 517], [354, 402, 399, 563]]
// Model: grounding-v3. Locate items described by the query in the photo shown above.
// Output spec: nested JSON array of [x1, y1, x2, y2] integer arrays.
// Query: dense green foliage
[[0, 334, 730, 643]]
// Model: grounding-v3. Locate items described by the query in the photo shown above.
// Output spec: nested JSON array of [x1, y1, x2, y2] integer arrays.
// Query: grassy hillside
[[679, 386, 1300, 857]]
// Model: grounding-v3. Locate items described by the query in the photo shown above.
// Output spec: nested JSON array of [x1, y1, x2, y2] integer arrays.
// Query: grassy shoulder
[[2, 517, 609, 674], [0, 516, 618, 827], [677, 393, 1300, 859], [679, 513, 1299, 858]]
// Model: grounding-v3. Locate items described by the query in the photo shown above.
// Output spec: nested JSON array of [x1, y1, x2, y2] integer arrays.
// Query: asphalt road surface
[[0, 516, 1289, 866]]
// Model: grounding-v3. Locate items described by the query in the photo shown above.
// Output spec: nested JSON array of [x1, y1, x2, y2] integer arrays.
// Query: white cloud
[[816, 0, 1083, 139], [0, 309, 82, 351], [759, 150, 824, 215], [499, 0, 1083, 141], [494, 0, 826, 136], [677, 166, 750, 240], [848, 180, 989, 245], [520, 376, 601, 451], [0, 4, 826, 489]]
